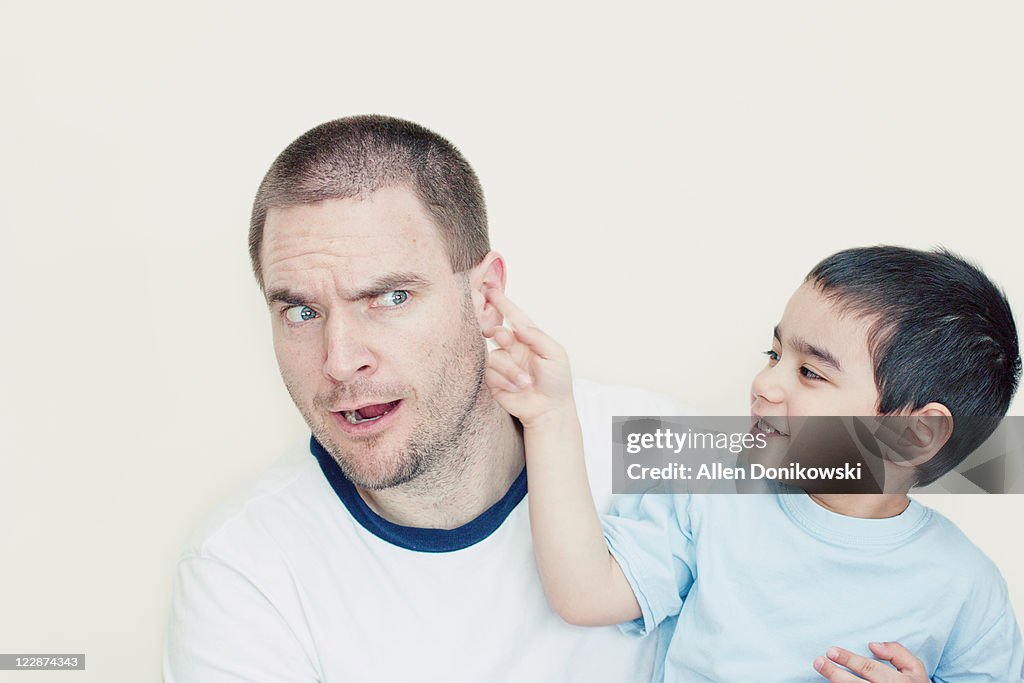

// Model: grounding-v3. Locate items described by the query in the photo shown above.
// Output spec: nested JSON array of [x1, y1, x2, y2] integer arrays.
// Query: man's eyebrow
[[774, 325, 844, 373], [346, 272, 431, 300], [265, 272, 432, 306], [266, 287, 310, 306]]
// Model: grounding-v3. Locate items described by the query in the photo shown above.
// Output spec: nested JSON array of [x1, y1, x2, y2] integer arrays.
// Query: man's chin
[[344, 463, 420, 491], [316, 433, 423, 490]]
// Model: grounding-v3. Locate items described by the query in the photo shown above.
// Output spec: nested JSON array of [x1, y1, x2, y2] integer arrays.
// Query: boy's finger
[[812, 656, 867, 683], [484, 367, 520, 394], [493, 327, 517, 350], [514, 325, 565, 361], [487, 349, 532, 388], [484, 286, 536, 330], [824, 647, 897, 682], [868, 642, 926, 676]]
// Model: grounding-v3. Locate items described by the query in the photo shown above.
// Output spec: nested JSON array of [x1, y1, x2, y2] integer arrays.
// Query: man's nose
[[750, 364, 785, 406], [322, 314, 377, 383]]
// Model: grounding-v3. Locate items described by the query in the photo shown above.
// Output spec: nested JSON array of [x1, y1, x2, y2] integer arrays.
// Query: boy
[[483, 246, 1024, 681]]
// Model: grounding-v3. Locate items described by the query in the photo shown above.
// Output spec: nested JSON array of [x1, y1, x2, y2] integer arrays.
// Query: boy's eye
[[284, 305, 319, 323], [800, 366, 824, 381], [764, 349, 825, 382], [373, 290, 410, 308]]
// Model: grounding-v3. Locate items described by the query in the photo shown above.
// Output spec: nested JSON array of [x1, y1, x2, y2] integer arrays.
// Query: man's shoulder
[[572, 379, 686, 508], [573, 378, 686, 426], [179, 452, 329, 563]]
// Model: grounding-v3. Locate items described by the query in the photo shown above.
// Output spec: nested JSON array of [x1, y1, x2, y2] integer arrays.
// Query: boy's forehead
[[779, 283, 877, 371]]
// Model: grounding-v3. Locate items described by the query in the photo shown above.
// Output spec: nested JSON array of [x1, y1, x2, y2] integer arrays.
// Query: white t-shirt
[[164, 380, 683, 682]]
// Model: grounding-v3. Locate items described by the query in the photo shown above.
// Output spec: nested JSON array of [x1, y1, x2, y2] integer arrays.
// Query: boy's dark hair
[[807, 246, 1021, 486]]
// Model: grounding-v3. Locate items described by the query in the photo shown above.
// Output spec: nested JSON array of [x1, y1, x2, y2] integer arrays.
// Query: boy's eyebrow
[[266, 272, 431, 306], [774, 325, 844, 373]]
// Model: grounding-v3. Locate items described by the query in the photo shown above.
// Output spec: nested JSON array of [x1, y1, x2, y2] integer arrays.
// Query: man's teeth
[[342, 410, 383, 425], [758, 418, 781, 435]]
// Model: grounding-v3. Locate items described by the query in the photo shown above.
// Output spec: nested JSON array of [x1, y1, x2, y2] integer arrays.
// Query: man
[[163, 115, 680, 681]]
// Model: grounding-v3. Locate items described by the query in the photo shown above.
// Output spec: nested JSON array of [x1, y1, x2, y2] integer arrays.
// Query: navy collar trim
[[310, 436, 528, 553]]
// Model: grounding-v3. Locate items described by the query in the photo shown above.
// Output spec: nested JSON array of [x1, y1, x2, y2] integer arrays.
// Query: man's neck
[[806, 492, 911, 519], [356, 396, 525, 529]]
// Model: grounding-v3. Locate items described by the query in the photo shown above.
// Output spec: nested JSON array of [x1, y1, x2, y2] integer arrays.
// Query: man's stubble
[[284, 283, 490, 492]]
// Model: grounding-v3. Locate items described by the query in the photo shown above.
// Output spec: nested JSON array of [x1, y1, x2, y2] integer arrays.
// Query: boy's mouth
[[754, 416, 789, 436]]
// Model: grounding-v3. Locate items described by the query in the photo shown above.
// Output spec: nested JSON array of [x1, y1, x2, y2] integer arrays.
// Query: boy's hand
[[482, 287, 574, 428], [813, 642, 928, 683]]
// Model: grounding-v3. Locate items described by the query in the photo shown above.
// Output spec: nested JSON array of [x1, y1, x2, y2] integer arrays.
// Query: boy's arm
[[482, 287, 641, 627], [522, 403, 642, 626]]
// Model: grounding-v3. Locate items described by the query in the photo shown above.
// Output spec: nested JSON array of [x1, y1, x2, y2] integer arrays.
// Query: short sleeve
[[932, 601, 1024, 682], [600, 493, 697, 637], [931, 559, 1024, 683], [164, 554, 320, 683]]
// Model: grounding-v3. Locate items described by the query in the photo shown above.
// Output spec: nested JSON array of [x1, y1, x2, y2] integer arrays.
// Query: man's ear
[[882, 403, 954, 468], [467, 251, 507, 332]]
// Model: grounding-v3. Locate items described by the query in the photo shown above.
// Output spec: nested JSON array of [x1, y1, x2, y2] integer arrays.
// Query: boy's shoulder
[[912, 500, 1023, 670], [914, 500, 1009, 587]]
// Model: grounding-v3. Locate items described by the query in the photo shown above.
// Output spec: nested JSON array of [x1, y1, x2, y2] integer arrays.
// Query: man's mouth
[[339, 400, 402, 425]]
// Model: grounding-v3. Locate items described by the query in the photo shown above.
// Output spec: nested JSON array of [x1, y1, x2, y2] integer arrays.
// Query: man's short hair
[[807, 246, 1021, 485], [249, 115, 490, 289]]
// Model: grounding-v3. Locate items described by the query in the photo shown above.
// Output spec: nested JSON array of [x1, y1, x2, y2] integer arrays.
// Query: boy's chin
[[746, 416, 889, 494]]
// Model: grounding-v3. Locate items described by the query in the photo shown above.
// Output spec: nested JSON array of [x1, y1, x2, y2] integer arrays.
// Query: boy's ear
[[881, 403, 954, 468], [467, 251, 507, 333]]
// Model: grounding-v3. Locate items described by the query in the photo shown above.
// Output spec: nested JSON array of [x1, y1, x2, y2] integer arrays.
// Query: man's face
[[750, 282, 880, 436], [260, 186, 488, 490]]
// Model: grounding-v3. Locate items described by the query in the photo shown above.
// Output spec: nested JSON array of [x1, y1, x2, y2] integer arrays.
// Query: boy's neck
[[806, 493, 911, 519]]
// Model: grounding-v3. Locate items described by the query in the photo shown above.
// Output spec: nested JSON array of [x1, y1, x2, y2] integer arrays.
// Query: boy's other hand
[[813, 642, 928, 683], [482, 286, 574, 428]]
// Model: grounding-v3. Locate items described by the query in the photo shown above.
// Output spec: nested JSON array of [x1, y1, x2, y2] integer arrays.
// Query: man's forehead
[[263, 188, 441, 245], [261, 189, 450, 285]]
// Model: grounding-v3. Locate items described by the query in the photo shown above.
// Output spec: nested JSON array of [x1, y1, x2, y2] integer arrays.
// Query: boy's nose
[[750, 365, 785, 406]]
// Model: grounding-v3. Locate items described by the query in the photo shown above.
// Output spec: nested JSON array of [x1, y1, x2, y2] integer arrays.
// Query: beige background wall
[[2, 2, 1023, 681]]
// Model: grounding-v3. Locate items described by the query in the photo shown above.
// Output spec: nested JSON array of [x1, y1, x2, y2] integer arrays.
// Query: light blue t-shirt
[[602, 490, 1024, 682]]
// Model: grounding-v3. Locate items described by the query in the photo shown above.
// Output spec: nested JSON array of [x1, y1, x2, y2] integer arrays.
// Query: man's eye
[[374, 290, 409, 308], [284, 305, 319, 323], [763, 349, 780, 363]]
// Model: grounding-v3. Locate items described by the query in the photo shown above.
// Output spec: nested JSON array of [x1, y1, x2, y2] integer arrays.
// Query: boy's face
[[750, 282, 880, 431]]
